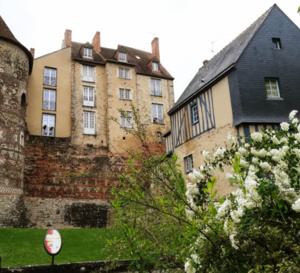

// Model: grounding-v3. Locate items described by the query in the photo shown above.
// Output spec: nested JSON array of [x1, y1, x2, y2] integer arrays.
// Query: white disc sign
[[44, 229, 62, 256]]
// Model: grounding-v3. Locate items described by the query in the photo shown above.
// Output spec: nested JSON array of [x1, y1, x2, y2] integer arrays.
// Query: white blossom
[[292, 118, 299, 124], [202, 150, 211, 161], [191, 253, 201, 264], [292, 199, 300, 212], [230, 207, 244, 223], [185, 259, 196, 273], [251, 132, 263, 142], [216, 199, 232, 219], [229, 232, 239, 250], [260, 162, 271, 173], [289, 110, 298, 121], [227, 133, 237, 144], [295, 133, 300, 142], [280, 122, 290, 131], [271, 136, 279, 145], [214, 147, 226, 160]]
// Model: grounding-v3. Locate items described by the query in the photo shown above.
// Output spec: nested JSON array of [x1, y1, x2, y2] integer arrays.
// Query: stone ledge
[[1, 259, 131, 273]]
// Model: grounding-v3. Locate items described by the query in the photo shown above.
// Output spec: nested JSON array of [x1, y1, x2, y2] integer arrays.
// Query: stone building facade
[[0, 17, 174, 227]]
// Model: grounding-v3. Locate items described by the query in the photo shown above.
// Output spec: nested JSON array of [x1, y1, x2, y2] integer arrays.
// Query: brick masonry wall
[[24, 135, 165, 228], [24, 135, 124, 228]]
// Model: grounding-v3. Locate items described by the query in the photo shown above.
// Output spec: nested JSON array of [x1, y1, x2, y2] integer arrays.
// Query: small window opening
[[21, 93, 26, 107], [156, 132, 162, 138], [272, 38, 282, 49]]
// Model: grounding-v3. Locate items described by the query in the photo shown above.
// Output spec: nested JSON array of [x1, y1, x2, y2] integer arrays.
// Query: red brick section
[[63, 29, 72, 48], [151, 37, 160, 61], [24, 136, 166, 201], [92, 31, 101, 52]]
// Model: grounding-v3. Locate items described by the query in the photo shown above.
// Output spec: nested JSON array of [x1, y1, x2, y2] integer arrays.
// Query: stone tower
[[0, 16, 32, 226]]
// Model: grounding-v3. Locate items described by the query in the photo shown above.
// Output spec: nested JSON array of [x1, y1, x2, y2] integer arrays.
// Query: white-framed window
[[265, 78, 280, 98], [43, 89, 56, 111], [151, 79, 162, 96], [118, 52, 127, 62], [184, 154, 194, 173], [42, 114, 55, 136], [44, 68, 57, 86], [83, 111, 95, 135], [82, 65, 95, 82], [152, 103, 163, 124], [83, 48, 93, 58], [83, 86, 95, 107], [152, 62, 159, 72], [119, 88, 131, 100], [120, 111, 133, 128], [191, 103, 199, 124], [118, 67, 130, 79]]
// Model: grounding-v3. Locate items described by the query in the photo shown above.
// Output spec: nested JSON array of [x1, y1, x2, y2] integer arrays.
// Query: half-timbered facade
[[167, 4, 300, 195]]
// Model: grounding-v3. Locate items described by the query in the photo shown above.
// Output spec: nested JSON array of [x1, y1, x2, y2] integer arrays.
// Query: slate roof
[[168, 5, 275, 114], [0, 16, 33, 73], [71, 42, 174, 80]]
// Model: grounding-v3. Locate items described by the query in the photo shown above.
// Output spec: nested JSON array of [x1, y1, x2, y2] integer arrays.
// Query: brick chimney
[[62, 29, 72, 48], [92, 31, 101, 52], [151, 37, 160, 61], [30, 48, 35, 59]]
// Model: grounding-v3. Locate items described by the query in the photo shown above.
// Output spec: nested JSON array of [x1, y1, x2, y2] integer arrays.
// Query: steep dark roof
[[0, 16, 33, 73], [169, 5, 275, 114], [72, 42, 174, 80]]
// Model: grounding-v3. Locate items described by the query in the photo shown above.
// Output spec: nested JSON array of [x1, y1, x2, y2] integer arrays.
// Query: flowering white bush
[[184, 110, 300, 272]]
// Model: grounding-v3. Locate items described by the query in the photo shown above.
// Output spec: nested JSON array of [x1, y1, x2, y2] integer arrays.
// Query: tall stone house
[[0, 17, 174, 227], [165, 4, 300, 196]]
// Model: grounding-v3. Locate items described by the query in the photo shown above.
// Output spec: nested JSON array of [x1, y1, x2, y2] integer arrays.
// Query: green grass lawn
[[0, 228, 127, 267]]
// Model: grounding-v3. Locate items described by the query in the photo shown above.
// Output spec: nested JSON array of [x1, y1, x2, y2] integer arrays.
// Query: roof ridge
[[170, 4, 275, 113]]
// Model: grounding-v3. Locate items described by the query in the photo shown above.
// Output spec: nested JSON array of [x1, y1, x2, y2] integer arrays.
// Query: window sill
[[83, 104, 96, 108], [43, 84, 57, 87], [152, 122, 165, 125], [267, 97, 284, 101], [119, 98, 132, 101], [42, 109, 56, 111], [151, 94, 163, 97], [192, 121, 199, 125], [83, 133, 96, 136], [118, 77, 131, 80], [82, 79, 95, 83]]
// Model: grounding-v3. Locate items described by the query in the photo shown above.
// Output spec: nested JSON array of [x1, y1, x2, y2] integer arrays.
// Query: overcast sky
[[1, 0, 300, 100]]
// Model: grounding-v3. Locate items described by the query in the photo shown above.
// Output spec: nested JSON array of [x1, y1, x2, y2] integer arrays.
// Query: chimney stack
[[203, 60, 209, 67], [92, 31, 101, 52], [151, 37, 160, 61], [62, 29, 72, 48], [30, 48, 35, 59]]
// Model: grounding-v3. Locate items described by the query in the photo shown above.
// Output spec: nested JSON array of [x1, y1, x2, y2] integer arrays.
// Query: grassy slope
[[0, 228, 126, 267]]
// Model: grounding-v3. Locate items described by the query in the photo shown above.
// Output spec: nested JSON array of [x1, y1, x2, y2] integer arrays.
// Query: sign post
[[44, 229, 62, 266]]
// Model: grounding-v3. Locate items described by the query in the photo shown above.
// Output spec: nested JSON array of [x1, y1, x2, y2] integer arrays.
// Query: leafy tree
[[185, 111, 300, 272]]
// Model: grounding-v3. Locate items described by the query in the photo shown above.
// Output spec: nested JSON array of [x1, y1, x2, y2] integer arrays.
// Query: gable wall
[[233, 6, 300, 125]]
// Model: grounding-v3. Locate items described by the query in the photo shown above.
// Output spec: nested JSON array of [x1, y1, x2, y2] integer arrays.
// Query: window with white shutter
[[82, 65, 95, 82], [120, 111, 133, 128], [152, 103, 164, 124], [43, 89, 56, 110], [83, 111, 95, 134], [42, 114, 55, 136], [83, 86, 95, 106], [119, 88, 131, 100]]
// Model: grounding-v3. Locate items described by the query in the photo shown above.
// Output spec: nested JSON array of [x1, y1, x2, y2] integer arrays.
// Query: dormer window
[[118, 52, 127, 62], [272, 38, 282, 49], [152, 62, 159, 72], [84, 48, 93, 58]]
